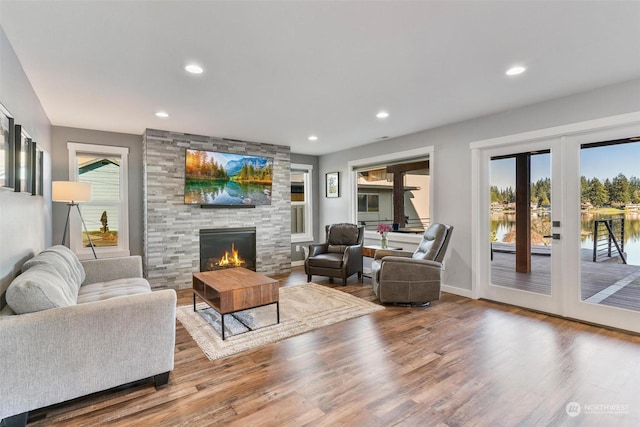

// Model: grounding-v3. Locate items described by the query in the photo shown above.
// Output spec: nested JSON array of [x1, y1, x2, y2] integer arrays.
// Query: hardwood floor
[[26, 267, 640, 426]]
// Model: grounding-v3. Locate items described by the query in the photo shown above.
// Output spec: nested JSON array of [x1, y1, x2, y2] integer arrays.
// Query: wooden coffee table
[[192, 267, 280, 340]]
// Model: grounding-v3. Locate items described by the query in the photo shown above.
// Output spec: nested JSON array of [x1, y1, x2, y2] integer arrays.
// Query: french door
[[472, 112, 640, 333], [475, 138, 565, 315]]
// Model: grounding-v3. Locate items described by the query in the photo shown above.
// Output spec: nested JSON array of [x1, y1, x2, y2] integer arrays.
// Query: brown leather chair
[[371, 223, 453, 305], [305, 223, 364, 285]]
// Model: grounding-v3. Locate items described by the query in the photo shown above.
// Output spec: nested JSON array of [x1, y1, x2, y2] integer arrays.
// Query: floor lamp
[[52, 181, 97, 259]]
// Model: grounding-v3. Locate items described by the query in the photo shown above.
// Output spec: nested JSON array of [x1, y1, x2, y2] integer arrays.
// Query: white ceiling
[[1, 1, 640, 155]]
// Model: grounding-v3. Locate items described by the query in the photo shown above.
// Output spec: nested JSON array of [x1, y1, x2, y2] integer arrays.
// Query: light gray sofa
[[0, 246, 176, 427]]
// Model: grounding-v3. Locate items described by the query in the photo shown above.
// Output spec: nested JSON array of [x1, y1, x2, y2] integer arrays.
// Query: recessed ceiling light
[[155, 111, 169, 118], [308, 135, 318, 141], [506, 66, 526, 76], [185, 64, 204, 74], [376, 111, 389, 119]]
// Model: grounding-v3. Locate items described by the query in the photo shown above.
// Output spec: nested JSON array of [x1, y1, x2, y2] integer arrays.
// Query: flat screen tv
[[185, 148, 273, 206]]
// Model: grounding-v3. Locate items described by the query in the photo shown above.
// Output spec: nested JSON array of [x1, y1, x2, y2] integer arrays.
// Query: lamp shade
[[52, 181, 92, 203]]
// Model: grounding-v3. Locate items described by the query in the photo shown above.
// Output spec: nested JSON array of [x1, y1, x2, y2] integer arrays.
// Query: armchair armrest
[[308, 243, 329, 257], [81, 255, 143, 284], [374, 250, 413, 260], [343, 244, 363, 262], [379, 257, 442, 282]]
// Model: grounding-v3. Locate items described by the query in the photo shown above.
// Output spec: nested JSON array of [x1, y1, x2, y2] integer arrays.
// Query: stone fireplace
[[200, 227, 256, 272], [143, 128, 291, 289]]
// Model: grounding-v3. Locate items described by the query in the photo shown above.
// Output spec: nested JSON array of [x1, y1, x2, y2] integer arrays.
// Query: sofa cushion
[[77, 278, 151, 304], [6, 264, 78, 314], [22, 245, 85, 294]]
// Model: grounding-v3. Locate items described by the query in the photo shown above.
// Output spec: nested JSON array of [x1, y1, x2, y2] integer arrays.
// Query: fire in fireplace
[[200, 227, 256, 272], [217, 242, 245, 268]]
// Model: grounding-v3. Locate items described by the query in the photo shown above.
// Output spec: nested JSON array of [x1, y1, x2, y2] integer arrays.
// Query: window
[[291, 163, 313, 242], [355, 161, 430, 231], [358, 193, 379, 212], [67, 143, 129, 259]]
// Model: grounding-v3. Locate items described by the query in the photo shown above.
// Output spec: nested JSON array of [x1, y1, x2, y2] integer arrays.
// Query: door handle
[[544, 234, 561, 240]]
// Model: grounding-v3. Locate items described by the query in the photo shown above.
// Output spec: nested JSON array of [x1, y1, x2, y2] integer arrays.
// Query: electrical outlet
[[296, 245, 300, 252], [441, 261, 446, 271]]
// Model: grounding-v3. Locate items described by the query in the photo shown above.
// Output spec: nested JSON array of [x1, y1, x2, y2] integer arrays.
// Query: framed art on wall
[[36, 148, 44, 196], [13, 123, 22, 192], [0, 103, 14, 189], [14, 125, 33, 193], [326, 172, 339, 198]]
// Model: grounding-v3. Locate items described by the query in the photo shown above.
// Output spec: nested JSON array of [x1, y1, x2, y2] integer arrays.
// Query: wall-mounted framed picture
[[36, 147, 44, 196], [13, 124, 22, 192], [0, 103, 14, 189], [14, 125, 33, 193], [326, 171, 339, 198], [31, 141, 39, 196], [25, 138, 34, 194]]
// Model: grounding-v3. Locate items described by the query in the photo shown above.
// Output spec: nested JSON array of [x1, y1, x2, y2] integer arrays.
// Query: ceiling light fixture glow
[[506, 66, 526, 76], [155, 111, 169, 118], [185, 64, 204, 74], [376, 111, 389, 119], [308, 135, 318, 141]]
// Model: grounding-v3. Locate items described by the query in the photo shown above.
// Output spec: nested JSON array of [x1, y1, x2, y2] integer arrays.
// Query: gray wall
[[290, 152, 319, 262], [50, 126, 144, 256], [318, 78, 640, 292], [0, 27, 52, 301]]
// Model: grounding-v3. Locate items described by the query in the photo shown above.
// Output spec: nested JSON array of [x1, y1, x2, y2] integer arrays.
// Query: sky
[[490, 142, 640, 189]]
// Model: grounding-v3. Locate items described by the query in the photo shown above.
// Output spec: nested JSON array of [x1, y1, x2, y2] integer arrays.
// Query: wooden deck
[[491, 247, 640, 311]]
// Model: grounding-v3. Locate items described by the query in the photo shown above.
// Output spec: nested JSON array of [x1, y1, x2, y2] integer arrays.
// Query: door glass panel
[[490, 152, 552, 295], [580, 139, 640, 311]]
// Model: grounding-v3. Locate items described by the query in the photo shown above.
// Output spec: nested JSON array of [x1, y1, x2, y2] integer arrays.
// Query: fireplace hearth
[[200, 227, 257, 272]]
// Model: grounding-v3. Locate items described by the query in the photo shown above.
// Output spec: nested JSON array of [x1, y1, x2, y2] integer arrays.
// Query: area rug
[[176, 282, 384, 360]]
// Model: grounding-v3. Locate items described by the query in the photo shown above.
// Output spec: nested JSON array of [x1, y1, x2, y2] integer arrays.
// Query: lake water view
[[491, 210, 640, 265], [185, 180, 272, 205]]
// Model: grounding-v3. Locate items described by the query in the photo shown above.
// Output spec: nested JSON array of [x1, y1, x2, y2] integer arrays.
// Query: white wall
[[319, 78, 640, 292], [0, 27, 52, 300]]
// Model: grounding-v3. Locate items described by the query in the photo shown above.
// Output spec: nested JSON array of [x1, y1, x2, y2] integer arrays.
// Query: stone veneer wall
[[143, 129, 291, 289]]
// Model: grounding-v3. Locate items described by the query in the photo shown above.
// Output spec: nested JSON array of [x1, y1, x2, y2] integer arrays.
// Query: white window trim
[[67, 142, 130, 259], [291, 163, 314, 243]]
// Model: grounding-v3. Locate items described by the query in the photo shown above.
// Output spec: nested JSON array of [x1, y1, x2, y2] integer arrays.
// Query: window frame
[[291, 163, 314, 243], [67, 142, 130, 259], [348, 146, 434, 244]]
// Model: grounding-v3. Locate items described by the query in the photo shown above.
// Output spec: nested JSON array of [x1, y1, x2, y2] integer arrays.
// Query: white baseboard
[[441, 284, 475, 299], [291, 260, 305, 267]]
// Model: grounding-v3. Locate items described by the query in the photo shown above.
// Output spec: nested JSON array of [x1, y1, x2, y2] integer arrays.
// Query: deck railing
[[593, 217, 627, 264], [359, 217, 430, 232]]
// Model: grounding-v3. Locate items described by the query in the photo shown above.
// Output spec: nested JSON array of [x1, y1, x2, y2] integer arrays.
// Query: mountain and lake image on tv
[[185, 148, 273, 206]]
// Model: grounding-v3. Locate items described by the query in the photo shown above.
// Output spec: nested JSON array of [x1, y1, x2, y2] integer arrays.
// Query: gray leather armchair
[[371, 223, 453, 305], [305, 223, 364, 285]]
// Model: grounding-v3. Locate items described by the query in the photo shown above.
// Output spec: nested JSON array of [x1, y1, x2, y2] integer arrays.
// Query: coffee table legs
[[221, 314, 226, 340], [193, 295, 279, 341]]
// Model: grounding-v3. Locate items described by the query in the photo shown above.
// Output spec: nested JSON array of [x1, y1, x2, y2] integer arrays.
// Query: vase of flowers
[[377, 223, 392, 249]]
